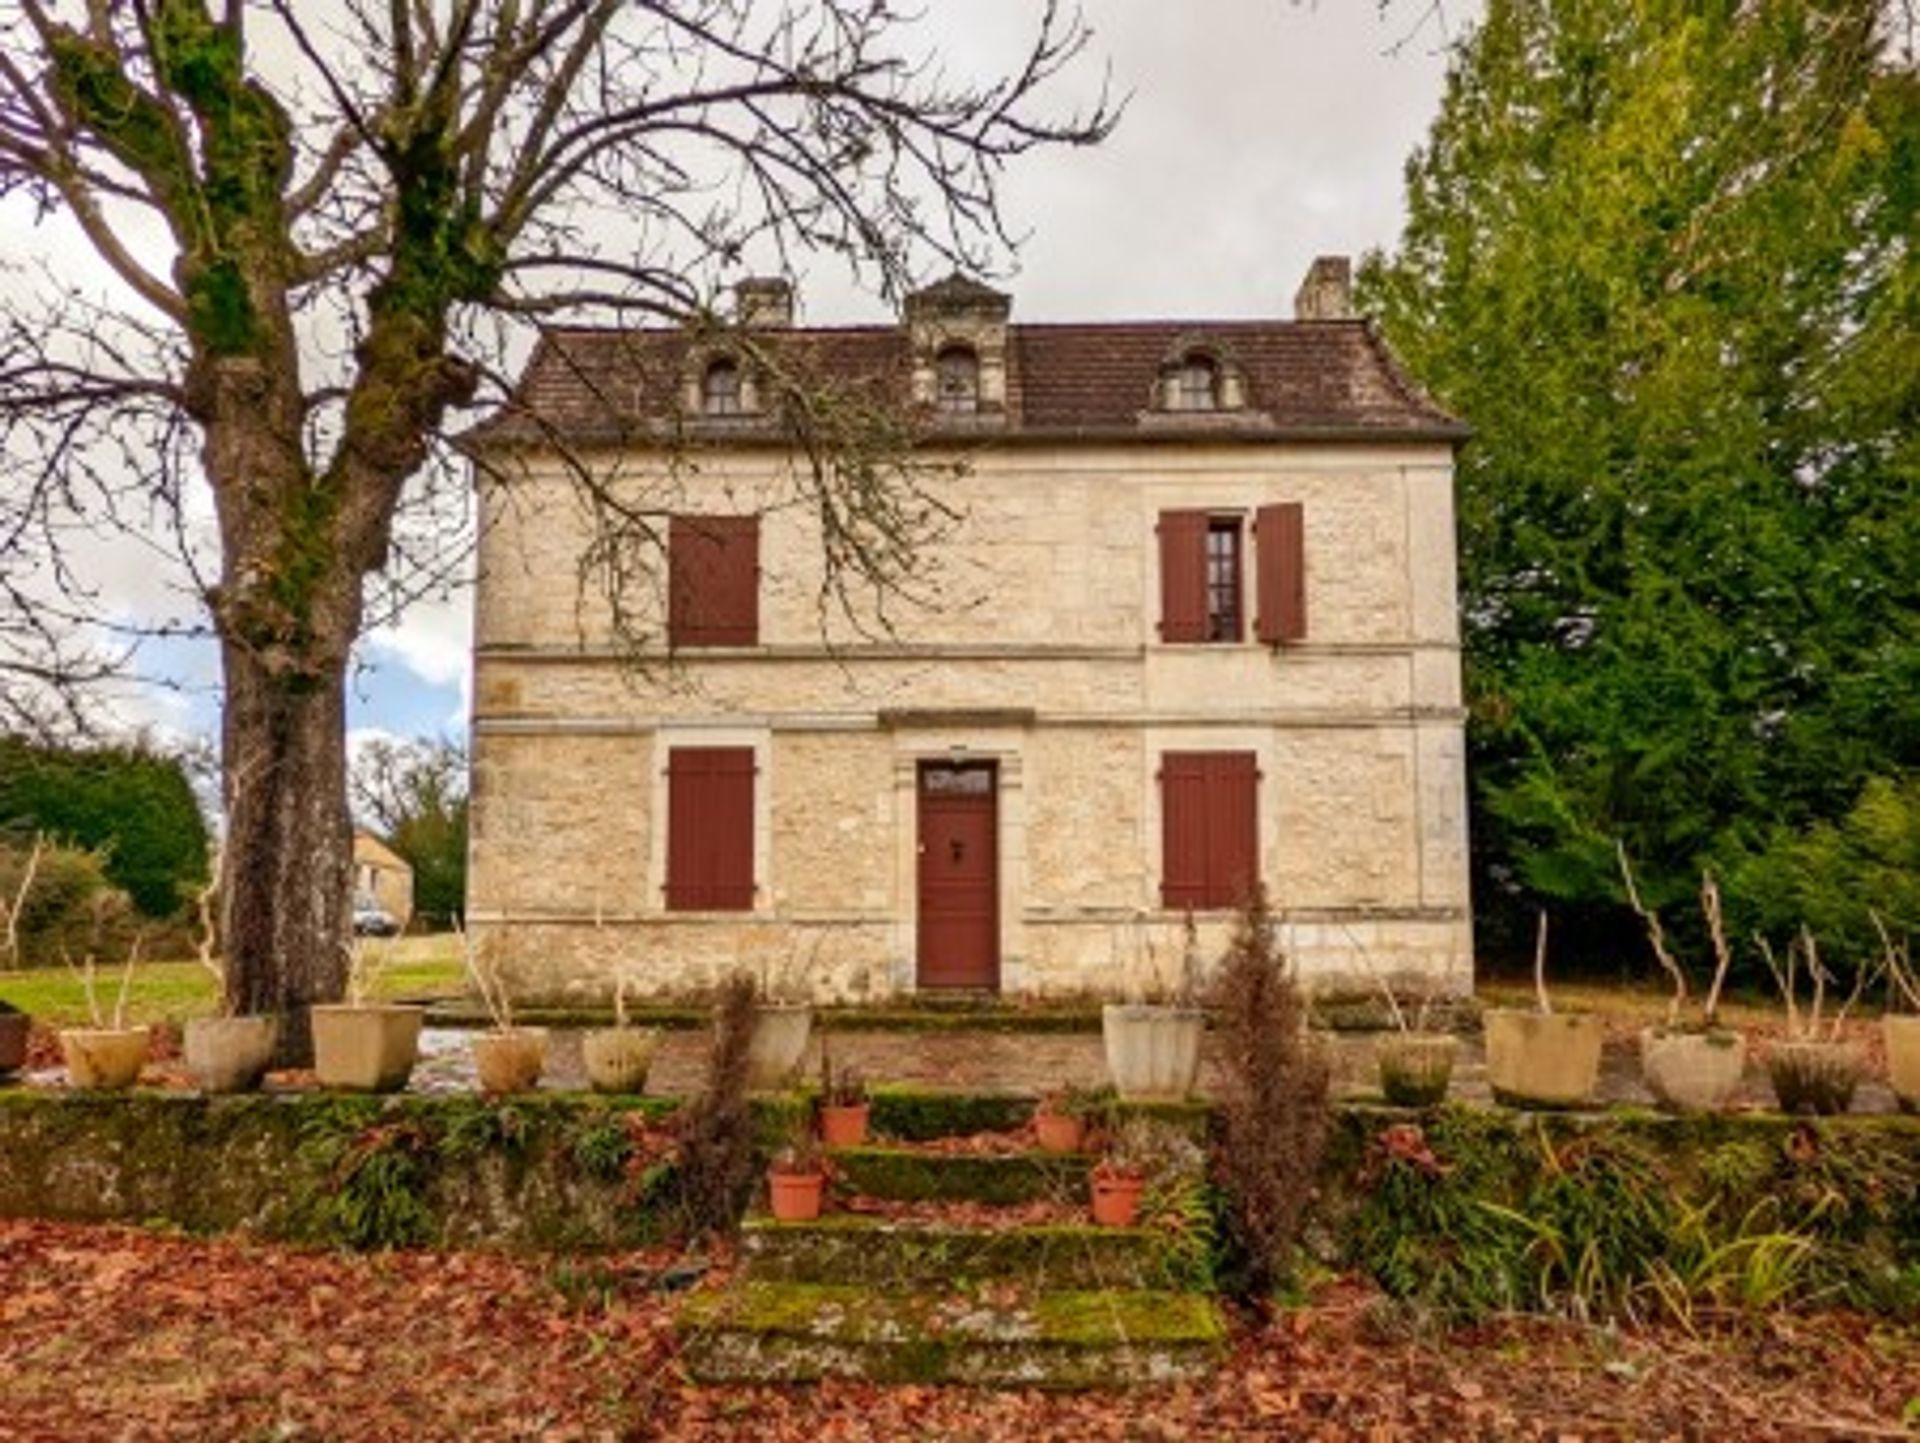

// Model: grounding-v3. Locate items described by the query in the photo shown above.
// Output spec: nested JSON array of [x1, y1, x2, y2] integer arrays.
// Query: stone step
[[826, 1145, 1090, 1204], [677, 1281, 1226, 1387], [741, 1215, 1203, 1291]]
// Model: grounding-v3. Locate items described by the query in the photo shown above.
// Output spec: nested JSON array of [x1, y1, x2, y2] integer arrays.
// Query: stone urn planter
[[473, 1027, 548, 1094], [0, 1003, 29, 1079], [59, 1026, 149, 1090], [1767, 1040, 1864, 1116], [746, 1002, 812, 1090], [184, 1015, 279, 1094], [581, 1026, 658, 1095], [311, 1003, 423, 1093], [1483, 1010, 1604, 1108], [1886, 1016, 1920, 1113], [1090, 1167, 1146, 1228], [1376, 1033, 1457, 1108], [1640, 1027, 1747, 1113], [1102, 1004, 1204, 1100]]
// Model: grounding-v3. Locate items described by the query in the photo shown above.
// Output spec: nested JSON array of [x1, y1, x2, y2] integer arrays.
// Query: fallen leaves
[[0, 1221, 1916, 1441]]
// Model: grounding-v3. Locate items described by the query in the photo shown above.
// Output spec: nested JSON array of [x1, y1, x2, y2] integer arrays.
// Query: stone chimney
[[735, 277, 793, 328], [1293, 255, 1354, 321]]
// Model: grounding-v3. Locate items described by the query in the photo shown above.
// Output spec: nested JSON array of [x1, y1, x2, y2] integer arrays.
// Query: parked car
[[352, 895, 401, 937]]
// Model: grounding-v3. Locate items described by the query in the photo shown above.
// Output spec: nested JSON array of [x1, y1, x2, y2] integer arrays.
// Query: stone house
[[352, 831, 415, 931], [465, 258, 1471, 1003]]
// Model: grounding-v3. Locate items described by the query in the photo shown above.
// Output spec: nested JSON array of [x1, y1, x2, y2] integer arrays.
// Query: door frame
[[914, 758, 1001, 991]]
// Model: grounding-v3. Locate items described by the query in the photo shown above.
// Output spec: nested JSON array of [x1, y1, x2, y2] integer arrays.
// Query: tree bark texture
[[219, 638, 352, 1067]]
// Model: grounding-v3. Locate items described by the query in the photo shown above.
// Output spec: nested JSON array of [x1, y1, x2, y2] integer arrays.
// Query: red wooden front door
[[916, 762, 999, 989]]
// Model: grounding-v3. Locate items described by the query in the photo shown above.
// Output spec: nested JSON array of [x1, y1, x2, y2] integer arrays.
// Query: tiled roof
[[473, 317, 1464, 447]]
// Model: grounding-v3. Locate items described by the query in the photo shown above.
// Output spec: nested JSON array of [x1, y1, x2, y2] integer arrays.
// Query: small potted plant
[[1088, 1116, 1199, 1228], [182, 868, 278, 1094], [1368, 965, 1456, 1107], [1483, 910, 1604, 1108], [1875, 914, 1920, 1113], [311, 937, 424, 1092], [1759, 927, 1873, 1116], [464, 928, 546, 1094], [767, 1120, 827, 1222], [817, 1044, 870, 1147], [58, 928, 149, 1091], [581, 967, 657, 1094], [1103, 913, 1205, 1099], [1626, 855, 1747, 1113], [1033, 1084, 1103, 1152]]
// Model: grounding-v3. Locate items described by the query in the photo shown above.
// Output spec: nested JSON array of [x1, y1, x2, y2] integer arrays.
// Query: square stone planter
[[311, 1004, 423, 1093]]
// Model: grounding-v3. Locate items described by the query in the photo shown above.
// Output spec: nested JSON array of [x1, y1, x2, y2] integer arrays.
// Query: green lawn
[[0, 935, 466, 1027]]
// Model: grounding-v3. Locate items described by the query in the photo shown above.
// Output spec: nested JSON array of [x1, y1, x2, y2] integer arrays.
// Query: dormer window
[[1172, 356, 1220, 412], [935, 345, 980, 414], [702, 358, 743, 416]]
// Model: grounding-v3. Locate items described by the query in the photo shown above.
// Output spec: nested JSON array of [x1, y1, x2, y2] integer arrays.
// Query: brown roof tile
[[473, 317, 1464, 447]]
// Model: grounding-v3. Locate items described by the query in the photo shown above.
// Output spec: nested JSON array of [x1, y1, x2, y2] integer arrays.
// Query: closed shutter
[[1160, 751, 1259, 908], [1254, 502, 1306, 645], [1160, 753, 1211, 909], [668, 515, 759, 646], [666, 746, 755, 910], [1157, 510, 1209, 643]]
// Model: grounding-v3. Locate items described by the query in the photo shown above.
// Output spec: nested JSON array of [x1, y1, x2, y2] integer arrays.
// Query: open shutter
[[1159, 753, 1210, 909], [1157, 511, 1209, 643], [669, 515, 760, 646], [666, 747, 755, 910], [1255, 502, 1306, 645], [1208, 753, 1260, 907]]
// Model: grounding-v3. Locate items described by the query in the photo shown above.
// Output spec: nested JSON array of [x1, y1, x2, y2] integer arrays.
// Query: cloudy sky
[[30, 0, 1467, 757]]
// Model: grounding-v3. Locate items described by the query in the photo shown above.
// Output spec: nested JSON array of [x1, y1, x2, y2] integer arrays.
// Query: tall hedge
[[0, 736, 210, 918]]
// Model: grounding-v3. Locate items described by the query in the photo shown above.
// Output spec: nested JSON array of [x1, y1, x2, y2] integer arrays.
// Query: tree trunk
[[220, 640, 353, 1067]]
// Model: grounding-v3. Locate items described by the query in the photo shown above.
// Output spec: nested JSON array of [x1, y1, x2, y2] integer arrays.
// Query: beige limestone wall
[[467, 437, 1472, 1000]]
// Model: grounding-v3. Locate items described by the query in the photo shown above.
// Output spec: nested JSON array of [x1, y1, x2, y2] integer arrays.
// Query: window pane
[[703, 361, 741, 415], [936, 348, 979, 413], [1206, 519, 1240, 641]]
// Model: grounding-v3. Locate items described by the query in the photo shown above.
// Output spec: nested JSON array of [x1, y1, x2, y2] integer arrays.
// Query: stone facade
[[467, 264, 1471, 1004]]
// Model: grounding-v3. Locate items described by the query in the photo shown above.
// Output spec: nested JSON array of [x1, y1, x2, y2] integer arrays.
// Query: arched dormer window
[[935, 344, 980, 414], [1171, 354, 1220, 412], [702, 357, 743, 416]]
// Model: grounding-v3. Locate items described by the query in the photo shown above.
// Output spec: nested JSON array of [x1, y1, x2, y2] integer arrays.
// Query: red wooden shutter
[[1160, 753, 1210, 909], [668, 515, 759, 646], [1157, 510, 1209, 643], [1255, 502, 1306, 644], [666, 746, 755, 910], [1161, 751, 1259, 908], [1208, 752, 1259, 907]]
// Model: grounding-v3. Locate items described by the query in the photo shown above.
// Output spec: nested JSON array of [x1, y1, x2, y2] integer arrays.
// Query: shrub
[[1209, 887, 1330, 1298], [669, 971, 761, 1238]]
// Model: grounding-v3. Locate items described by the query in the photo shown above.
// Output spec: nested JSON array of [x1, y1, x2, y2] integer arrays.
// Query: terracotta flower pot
[[59, 1027, 149, 1090], [473, 1027, 548, 1094], [1885, 1016, 1920, 1114], [768, 1169, 826, 1222], [0, 1009, 28, 1078], [1377, 1033, 1457, 1107], [581, 1026, 658, 1094], [1767, 1040, 1864, 1116], [1483, 1009, 1604, 1108], [184, 1015, 279, 1094], [1641, 1028, 1747, 1113], [1102, 1004, 1204, 1100], [746, 1003, 812, 1090], [1090, 1171, 1146, 1228], [1034, 1110, 1086, 1153], [311, 1004, 423, 1093], [819, 1102, 870, 1148]]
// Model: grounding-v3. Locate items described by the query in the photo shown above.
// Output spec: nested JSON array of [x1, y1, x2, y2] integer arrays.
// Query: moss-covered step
[[827, 1146, 1090, 1204], [741, 1215, 1201, 1291], [677, 1281, 1226, 1387]]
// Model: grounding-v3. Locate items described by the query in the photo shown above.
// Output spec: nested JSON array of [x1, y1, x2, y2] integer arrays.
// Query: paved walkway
[[412, 1025, 1908, 1114]]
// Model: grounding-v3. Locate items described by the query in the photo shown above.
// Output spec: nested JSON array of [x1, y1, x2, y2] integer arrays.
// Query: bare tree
[[0, 1, 1113, 1055]]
